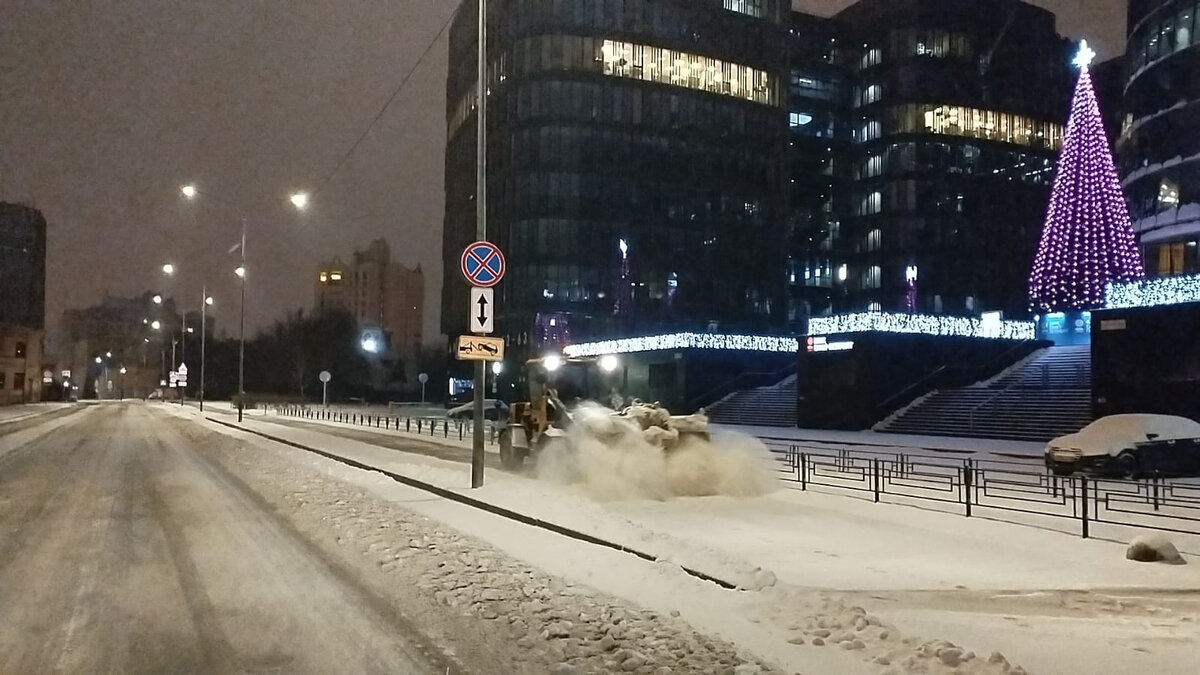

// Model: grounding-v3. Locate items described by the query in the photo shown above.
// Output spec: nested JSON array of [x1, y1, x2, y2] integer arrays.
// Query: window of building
[[862, 265, 882, 289], [865, 229, 882, 252], [723, 0, 763, 19], [1178, 7, 1194, 51], [790, 72, 841, 101], [598, 38, 777, 106], [879, 104, 1063, 150], [859, 48, 882, 70], [1158, 242, 1189, 275], [789, 112, 813, 128], [14, 342, 25, 359], [1158, 178, 1181, 209], [859, 84, 882, 106]]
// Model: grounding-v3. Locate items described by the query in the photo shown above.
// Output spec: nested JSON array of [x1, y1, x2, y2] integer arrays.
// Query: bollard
[[444, 420, 448, 438], [1153, 478, 1161, 511], [1080, 475, 1090, 539], [417, 419, 423, 434], [963, 461, 973, 518], [406, 418, 411, 433], [872, 458, 881, 503], [800, 452, 808, 490]]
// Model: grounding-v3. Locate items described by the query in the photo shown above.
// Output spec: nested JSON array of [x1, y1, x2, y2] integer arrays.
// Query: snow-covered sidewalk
[[717, 424, 1045, 457]]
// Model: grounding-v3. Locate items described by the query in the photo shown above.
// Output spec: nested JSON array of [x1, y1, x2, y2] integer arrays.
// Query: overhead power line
[[312, 5, 461, 197]]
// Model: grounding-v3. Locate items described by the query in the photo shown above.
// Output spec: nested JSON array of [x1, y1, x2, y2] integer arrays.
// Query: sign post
[[177, 363, 188, 405], [461, 240, 506, 489], [418, 372, 429, 403], [319, 370, 332, 408]]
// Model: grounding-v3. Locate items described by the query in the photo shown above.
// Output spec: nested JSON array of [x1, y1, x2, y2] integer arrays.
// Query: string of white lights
[[807, 312, 1036, 340], [1105, 274, 1200, 309], [562, 333, 797, 357]]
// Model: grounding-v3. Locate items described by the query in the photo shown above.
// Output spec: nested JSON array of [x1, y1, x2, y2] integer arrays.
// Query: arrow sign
[[470, 287, 494, 334]]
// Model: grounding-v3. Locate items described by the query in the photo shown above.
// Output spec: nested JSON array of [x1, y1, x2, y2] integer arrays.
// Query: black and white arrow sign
[[469, 287, 494, 334]]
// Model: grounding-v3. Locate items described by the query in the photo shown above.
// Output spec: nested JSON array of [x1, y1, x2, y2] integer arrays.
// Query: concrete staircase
[[877, 346, 1093, 442], [706, 375, 797, 427]]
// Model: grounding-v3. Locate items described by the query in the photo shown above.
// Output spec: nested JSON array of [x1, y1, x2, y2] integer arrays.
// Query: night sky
[[1, 0, 1127, 348]]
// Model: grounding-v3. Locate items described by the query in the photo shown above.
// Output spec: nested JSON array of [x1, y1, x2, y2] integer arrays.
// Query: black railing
[[269, 404, 499, 445], [768, 442, 1200, 538]]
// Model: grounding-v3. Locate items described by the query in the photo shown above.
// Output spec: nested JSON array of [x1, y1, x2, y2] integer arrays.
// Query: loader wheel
[[499, 429, 525, 471]]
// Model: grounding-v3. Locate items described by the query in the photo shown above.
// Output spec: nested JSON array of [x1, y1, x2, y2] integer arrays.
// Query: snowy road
[[0, 404, 452, 674]]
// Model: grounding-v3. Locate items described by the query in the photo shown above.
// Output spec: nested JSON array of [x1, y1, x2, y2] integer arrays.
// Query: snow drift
[[534, 402, 780, 501]]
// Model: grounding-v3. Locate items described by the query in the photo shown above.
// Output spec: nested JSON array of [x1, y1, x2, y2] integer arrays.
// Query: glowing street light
[[491, 361, 503, 375], [151, 320, 161, 330], [234, 266, 246, 278], [289, 191, 309, 210], [119, 367, 127, 375], [162, 263, 175, 275], [94, 357, 102, 364], [181, 184, 197, 199], [105, 351, 112, 358], [599, 354, 620, 373], [360, 335, 380, 354], [543, 355, 563, 372], [204, 296, 214, 306]]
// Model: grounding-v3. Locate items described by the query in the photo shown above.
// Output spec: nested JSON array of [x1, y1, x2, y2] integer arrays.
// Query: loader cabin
[[525, 355, 616, 409]]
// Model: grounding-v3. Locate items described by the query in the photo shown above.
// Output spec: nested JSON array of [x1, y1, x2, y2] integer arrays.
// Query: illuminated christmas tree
[[1028, 40, 1144, 312]]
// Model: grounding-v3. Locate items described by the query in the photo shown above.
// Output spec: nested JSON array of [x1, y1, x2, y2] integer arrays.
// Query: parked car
[[445, 399, 508, 421], [1044, 414, 1200, 479]]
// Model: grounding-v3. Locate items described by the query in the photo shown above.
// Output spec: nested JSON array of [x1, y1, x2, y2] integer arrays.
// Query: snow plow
[[497, 355, 710, 470]]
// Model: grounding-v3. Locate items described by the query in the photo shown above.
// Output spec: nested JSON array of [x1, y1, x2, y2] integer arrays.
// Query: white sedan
[[445, 399, 509, 421], [1044, 414, 1200, 479]]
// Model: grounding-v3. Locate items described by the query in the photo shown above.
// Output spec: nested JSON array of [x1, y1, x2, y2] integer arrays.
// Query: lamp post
[[180, 184, 307, 423], [162, 262, 214, 410]]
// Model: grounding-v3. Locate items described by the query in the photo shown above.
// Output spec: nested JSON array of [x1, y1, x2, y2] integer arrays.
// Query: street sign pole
[[319, 370, 331, 408], [473, 0, 488, 490]]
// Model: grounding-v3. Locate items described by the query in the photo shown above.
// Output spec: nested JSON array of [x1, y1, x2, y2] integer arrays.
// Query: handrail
[[874, 365, 949, 412], [689, 361, 797, 411]]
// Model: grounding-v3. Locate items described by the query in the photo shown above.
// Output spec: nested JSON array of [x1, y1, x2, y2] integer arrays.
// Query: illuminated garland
[[562, 333, 797, 357], [1105, 274, 1200, 309], [807, 312, 1035, 340]]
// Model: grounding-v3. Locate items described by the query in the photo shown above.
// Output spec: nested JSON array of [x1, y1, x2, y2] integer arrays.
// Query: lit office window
[[875, 104, 1063, 150], [724, 0, 763, 18], [789, 112, 813, 127], [1158, 178, 1181, 209], [599, 39, 777, 106]]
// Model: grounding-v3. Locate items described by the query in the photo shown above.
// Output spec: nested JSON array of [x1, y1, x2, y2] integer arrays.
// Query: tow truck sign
[[455, 335, 504, 362]]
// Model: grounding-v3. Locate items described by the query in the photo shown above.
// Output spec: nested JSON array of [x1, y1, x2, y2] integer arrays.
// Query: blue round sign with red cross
[[460, 241, 506, 288]]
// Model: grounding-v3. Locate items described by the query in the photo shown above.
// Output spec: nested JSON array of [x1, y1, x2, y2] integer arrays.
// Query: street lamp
[[180, 184, 308, 422], [162, 263, 175, 275], [153, 294, 163, 305]]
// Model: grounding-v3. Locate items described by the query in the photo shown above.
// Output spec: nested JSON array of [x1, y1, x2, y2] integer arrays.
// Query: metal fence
[[768, 442, 1200, 538], [270, 404, 500, 445]]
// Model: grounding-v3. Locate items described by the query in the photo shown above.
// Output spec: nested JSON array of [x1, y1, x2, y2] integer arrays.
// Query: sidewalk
[[715, 424, 1044, 456]]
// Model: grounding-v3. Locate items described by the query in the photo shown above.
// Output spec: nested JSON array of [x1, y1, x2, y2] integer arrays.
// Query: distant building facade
[[0, 202, 47, 404], [1118, 0, 1200, 278], [314, 239, 424, 369], [0, 203, 46, 330]]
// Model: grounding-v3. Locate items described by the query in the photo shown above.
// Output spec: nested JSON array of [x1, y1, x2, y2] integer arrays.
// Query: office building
[[443, 0, 792, 351], [1119, 0, 1200, 277], [803, 0, 1071, 319]]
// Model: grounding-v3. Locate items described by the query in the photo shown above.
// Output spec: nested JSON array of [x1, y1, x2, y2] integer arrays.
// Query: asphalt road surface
[[0, 404, 447, 674]]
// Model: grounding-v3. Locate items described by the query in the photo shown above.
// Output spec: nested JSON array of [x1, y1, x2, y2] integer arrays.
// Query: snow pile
[[536, 403, 779, 501], [1127, 533, 1187, 565], [758, 589, 1027, 675]]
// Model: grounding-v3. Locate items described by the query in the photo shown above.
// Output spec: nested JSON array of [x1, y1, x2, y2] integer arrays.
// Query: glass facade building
[[1119, 0, 1200, 278], [796, 0, 1071, 319], [443, 0, 790, 351], [443, 0, 1075, 351]]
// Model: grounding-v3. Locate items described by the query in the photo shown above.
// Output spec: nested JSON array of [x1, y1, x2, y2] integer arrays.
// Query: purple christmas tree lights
[[1028, 40, 1144, 312]]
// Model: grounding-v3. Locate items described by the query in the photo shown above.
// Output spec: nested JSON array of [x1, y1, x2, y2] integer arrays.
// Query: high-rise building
[[443, 0, 1076, 350], [799, 0, 1072, 319], [443, 0, 791, 352], [314, 239, 424, 367], [0, 203, 46, 330], [1119, 0, 1200, 278]]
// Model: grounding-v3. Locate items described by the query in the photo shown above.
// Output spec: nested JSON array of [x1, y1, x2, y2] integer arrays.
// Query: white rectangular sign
[[470, 287, 494, 334]]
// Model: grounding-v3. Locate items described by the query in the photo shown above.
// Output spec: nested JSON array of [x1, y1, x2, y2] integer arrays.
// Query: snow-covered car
[[1044, 414, 1200, 479], [445, 399, 508, 421]]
